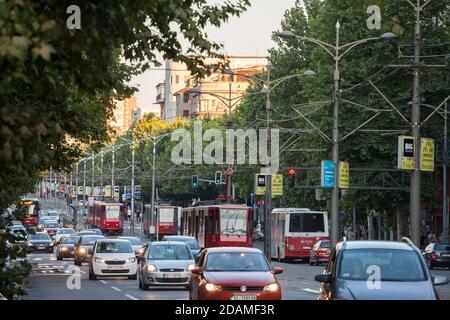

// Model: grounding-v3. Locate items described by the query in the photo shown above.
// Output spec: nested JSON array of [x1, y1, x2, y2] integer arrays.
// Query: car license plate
[[38, 246, 45, 249], [108, 266, 123, 270], [441, 253, 450, 257], [231, 295, 257, 300], [163, 273, 182, 278]]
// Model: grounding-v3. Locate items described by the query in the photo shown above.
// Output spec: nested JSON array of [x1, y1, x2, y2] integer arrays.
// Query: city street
[[21, 196, 450, 300]]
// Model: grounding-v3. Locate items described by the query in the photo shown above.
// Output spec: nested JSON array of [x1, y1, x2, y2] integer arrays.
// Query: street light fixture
[[279, 24, 396, 247]]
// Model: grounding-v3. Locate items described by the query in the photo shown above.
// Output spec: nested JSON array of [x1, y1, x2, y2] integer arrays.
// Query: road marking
[[100, 280, 108, 284], [110, 286, 121, 292], [302, 288, 320, 294], [33, 258, 42, 261], [125, 294, 138, 300]]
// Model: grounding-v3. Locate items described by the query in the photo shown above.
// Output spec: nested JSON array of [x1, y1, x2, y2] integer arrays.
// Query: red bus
[[143, 204, 180, 239], [17, 198, 40, 226], [88, 201, 124, 235], [181, 202, 254, 249], [271, 208, 329, 261]]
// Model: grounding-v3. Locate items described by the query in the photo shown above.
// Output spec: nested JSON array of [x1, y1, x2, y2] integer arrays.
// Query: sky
[[130, 0, 299, 114]]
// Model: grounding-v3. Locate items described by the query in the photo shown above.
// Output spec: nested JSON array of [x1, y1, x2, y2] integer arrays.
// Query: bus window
[[289, 212, 325, 233]]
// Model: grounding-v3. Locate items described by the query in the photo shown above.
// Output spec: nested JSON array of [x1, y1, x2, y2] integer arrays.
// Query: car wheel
[[74, 258, 81, 266], [142, 283, 149, 291], [138, 273, 143, 289], [89, 268, 97, 280], [57, 254, 62, 261]]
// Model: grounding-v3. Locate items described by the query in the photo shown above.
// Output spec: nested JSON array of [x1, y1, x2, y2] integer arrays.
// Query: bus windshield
[[159, 208, 175, 223], [105, 206, 120, 219], [289, 212, 325, 233], [220, 209, 247, 236], [18, 201, 39, 216]]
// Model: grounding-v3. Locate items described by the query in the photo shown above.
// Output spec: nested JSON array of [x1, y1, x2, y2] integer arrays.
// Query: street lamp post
[[75, 163, 79, 229], [280, 25, 395, 247], [83, 160, 86, 215]]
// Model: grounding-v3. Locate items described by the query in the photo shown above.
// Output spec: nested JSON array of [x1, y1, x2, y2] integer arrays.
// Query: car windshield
[[85, 229, 102, 235], [435, 244, 450, 251], [337, 249, 426, 282], [148, 245, 192, 260], [320, 241, 331, 248], [79, 231, 95, 235], [205, 252, 270, 272], [44, 222, 59, 228], [121, 238, 142, 246], [96, 241, 133, 253], [59, 229, 75, 234], [30, 233, 50, 240], [167, 238, 199, 250], [81, 236, 104, 245], [61, 237, 80, 244]]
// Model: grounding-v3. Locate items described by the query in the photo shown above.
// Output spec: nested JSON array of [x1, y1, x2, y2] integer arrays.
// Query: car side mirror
[[190, 267, 202, 274], [315, 273, 332, 283], [272, 267, 283, 274], [432, 275, 449, 286]]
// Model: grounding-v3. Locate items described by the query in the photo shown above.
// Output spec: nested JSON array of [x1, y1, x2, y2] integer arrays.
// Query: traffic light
[[215, 171, 222, 185], [192, 175, 198, 189], [286, 168, 297, 187]]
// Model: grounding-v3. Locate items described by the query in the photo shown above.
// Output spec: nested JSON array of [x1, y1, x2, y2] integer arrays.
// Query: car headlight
[[127, 257, 136, 263], [205, 283, 222, 292], [147, 264, 157, 272], [79, 248, 86, 254], [94, 257, 105, 263], [263, 283, 279, 292], [187, 264, 195, 271], [49, 243, 53, 246], [27, 243, 33, 247], [61, 247, 68, 251]]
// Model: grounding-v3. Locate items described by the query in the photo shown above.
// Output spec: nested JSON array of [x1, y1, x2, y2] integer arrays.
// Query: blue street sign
[[125, 186, 132, 199], [134, 185, 141, 199], [321, 160, 334, 188]]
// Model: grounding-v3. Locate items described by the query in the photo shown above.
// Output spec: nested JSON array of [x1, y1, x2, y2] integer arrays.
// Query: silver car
[[315, 238, 449, 300], [118, 236, 144, 256], [137, 241, 195, 290]]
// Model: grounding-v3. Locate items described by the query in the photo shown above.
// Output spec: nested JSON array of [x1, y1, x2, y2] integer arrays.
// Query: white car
[[55, 228, 76, 244], [88, 239, 137, 280]]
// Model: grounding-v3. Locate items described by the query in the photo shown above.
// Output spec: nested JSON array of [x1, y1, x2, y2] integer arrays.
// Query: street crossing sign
[[420, 138, 435, 172], [339, 162, 349, 189], [254, 174, 283, 197]]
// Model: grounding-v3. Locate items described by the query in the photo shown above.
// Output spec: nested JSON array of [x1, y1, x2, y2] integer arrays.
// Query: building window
[[183, 94, 189, 103], [183, 110, 190, 117], [176, 75, 179, 84], [171, 76, 173, 84]]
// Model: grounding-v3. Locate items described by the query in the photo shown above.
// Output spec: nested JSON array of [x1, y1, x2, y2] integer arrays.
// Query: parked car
[[27, 232, 54, 253], [118, 236, 144, 255], [309, 240, 331, 266], [315, 239, 449, 300], [189, 247, 283, 300], [55, 228, 76, 244], [88, 239, 137, 280], [7, 225, 27, 247], [423, 243, 450, 270], [162, 236, 201, 258], [74, 235, 105, 266], [56, 235, 80, 260], [137, 241, 195, 290]]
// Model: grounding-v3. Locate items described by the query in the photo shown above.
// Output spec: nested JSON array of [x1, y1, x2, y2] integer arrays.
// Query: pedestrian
[[82, 214, 88, 229], [127, 207, 132, 221]]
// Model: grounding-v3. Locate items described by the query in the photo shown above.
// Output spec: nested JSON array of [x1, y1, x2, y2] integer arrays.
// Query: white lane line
[[33, 258, 42, 261], [100, 280, 108, 284], [125, 294, 138, 300], [110, 286, 122, 292], [302, 288, 320, 294]]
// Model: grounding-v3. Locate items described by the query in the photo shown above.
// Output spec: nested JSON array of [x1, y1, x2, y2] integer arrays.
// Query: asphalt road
[[23, 195, 450, 300]]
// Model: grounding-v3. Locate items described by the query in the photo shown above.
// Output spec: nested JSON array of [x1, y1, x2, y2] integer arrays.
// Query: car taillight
[[431, 252, 438, 260]]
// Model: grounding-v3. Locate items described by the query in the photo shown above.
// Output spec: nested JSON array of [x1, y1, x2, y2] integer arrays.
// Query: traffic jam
[[5, 197, 450, 300]]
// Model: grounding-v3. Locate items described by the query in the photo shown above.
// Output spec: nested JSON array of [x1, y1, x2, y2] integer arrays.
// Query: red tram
[[17, 198, 40, 226], [88, 201, 124, 235], [143, 204, 180, 239], [181, 201, 254, 249]]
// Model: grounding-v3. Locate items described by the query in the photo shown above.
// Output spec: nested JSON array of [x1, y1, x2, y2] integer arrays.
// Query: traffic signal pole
[[264, 66, 272, 260]]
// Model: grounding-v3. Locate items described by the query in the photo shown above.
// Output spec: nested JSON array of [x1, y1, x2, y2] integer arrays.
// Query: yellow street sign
[[421, 138, 435, 172], [339, 162, 349, 189], [271, 174, 283, 196]]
